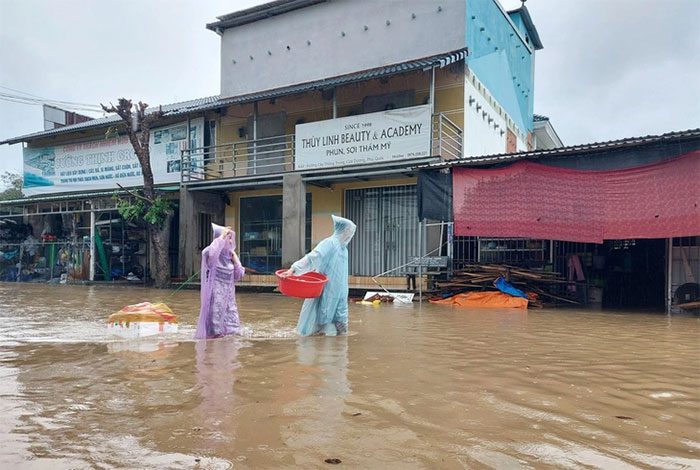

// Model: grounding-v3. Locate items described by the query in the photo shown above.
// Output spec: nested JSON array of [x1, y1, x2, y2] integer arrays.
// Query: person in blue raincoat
[[280, 215, 356, 336]]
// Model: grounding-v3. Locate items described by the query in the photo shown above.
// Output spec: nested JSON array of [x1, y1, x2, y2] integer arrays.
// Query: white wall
[[516, 134, 528, 152], [463, 73, 507, 157], [219, 0, 466, 97]]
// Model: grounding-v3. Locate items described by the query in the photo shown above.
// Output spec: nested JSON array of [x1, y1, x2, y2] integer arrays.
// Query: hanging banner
[[22, 118, 204, 196], [452, 151, 700, 243], [294, 105, 431, 170]]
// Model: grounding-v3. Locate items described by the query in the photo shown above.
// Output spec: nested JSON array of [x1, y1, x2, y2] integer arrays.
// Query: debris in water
[[324, 458, 342, 464], [615, 415, 634, 420], [107, 302, 179, 338], [352, 412, 362, 416]]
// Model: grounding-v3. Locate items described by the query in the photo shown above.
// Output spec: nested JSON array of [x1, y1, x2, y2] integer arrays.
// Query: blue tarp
[[494, 276, 528, 299]]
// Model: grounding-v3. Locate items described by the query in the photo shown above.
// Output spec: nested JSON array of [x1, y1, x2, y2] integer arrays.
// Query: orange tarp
[[107, 302, 178, 324], [430, 291, 528, 309]]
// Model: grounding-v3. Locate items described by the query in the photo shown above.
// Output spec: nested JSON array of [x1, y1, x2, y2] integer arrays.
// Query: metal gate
[[345, 185, 419, 276]]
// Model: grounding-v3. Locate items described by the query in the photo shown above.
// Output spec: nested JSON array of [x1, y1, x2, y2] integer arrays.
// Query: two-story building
[[1, 0, 543, 288]]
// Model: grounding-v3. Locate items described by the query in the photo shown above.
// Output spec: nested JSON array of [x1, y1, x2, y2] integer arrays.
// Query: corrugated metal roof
[[207, 0, 327, 33], [1, 48, 467, 145], [0, 96, 221, 145], [0, 183, 180, 207], [422, 128, 700, 168], [0, 189, 120, 206]]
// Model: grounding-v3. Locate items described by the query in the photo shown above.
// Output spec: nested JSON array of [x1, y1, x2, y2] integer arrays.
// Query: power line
[[0, 94, 104, 114], [0, 84, 46, 100], [0, 86, 105, 113], [0, 96, 104, 114]]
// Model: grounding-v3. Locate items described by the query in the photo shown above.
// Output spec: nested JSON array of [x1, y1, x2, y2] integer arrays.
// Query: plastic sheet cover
[[452, 151, 700, 243]]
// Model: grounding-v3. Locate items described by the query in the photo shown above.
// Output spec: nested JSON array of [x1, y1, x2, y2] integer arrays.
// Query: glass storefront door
[[239, 194, 311, 274], [345, 185, 419, 276]]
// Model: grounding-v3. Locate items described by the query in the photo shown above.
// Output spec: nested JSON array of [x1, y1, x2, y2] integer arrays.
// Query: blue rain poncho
[[291, 215, 356, 336]]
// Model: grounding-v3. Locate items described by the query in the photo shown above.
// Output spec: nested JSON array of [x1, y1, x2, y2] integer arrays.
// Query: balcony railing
[[181, 134, 295, 182], [432, 113, 463, 160], [182, 112, 462, 182]]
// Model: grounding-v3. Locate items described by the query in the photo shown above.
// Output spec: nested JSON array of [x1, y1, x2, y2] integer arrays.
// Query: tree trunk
[[101, 99, 172, 288], [149, 211, 173, 288]]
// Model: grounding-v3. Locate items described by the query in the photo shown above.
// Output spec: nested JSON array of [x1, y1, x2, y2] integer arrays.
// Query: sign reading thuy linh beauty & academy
[[294, 105, 431, 170]]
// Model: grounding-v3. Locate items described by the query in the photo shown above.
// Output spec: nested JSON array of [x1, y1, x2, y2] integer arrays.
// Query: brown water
[[0, 284, 698, 469]]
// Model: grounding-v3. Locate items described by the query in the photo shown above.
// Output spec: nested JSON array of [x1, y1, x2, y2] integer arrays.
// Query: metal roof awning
[[2, 48, 467, 145], [421, 128, 700, 169], [184, 156, 439, 192], [0, 184, 180, 208]]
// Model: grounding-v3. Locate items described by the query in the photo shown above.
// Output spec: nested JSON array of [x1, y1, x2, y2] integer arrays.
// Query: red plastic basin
[[275, 270, 328, 298]]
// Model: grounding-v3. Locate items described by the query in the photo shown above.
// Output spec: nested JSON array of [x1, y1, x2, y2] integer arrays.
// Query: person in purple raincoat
[[194, 223, 245, 339]]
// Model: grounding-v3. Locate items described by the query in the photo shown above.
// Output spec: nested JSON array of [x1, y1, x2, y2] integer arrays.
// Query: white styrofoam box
[[107, 321, 179, 339]]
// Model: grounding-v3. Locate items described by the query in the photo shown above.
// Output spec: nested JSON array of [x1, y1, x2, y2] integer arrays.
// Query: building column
[[179, 188, 196, 277], [282, 173, 306, 268]]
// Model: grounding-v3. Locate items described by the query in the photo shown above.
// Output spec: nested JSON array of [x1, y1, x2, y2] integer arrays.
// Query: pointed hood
[[331, 215, 356, 246], [212, 223, 236, 250]]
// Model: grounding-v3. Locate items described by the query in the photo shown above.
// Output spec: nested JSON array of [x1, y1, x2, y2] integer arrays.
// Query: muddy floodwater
[[0, 284, 698, 469]]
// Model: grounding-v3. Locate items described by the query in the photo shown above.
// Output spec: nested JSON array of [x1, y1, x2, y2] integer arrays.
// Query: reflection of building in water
[[194, 338, 243, 439], [288, 337, 350, 454]]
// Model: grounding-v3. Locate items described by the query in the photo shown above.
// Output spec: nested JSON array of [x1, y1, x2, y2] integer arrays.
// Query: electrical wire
[[0, 86, 104, 113]]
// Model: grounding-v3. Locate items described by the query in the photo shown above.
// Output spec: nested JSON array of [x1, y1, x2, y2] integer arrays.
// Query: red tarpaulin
[[453, 151, 700, 243]]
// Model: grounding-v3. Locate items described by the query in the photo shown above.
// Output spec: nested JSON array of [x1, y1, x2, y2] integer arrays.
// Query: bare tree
[[101, 98, 173, 288]]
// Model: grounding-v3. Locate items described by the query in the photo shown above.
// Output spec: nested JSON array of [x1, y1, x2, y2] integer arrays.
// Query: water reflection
[[0, 283, 698, 468], [296, 335, 350, 419], [194, 338, 244, 448]]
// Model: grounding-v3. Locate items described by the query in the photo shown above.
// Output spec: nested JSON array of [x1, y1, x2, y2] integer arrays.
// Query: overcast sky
[[1, 0, 699, 177]]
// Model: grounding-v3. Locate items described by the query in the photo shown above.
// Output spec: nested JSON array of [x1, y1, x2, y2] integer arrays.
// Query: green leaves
[[113, 194, 171, 228], [144, 197, 172, 227]]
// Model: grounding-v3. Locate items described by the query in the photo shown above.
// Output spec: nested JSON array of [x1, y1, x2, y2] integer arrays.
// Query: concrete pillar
[[178, 188, 196, 277], [282, 173, 306, 267], [178, 189, 226, 277]]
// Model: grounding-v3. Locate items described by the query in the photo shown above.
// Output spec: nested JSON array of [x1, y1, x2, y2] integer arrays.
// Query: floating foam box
[[107, 320, 178, 339], [107, 302, 179, 339]]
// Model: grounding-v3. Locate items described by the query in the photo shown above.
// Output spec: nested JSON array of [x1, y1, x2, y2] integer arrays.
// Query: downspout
[[89, 208, 96, 281], [430, 66, 436, 114], [332, 88, 337, 119], [430, 66, 437, 155], [252, 101, 258, 174]]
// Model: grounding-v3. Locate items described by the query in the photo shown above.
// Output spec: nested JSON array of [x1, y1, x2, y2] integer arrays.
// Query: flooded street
[[0, 283, 698, 469]]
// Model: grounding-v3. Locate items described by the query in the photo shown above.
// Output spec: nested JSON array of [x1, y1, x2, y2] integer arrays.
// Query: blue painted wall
[[466, 0, 535, 132]]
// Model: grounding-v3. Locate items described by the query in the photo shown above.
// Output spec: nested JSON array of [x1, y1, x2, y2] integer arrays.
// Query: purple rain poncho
[[291, 215, 356, 336], [194, 224, 245, 339]]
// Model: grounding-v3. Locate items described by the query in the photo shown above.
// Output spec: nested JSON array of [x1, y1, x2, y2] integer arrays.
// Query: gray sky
[[1, 0, 699, 177]]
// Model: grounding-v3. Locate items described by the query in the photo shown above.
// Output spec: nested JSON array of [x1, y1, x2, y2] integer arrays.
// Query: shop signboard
[[294, 105, 431, 170], [22, 118, 204, 196]]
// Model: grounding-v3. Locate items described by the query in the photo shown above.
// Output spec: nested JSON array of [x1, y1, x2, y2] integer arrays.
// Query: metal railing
[[432, 113, 463, 160], [182, 112, 462, 182], [182, 134, 295, 182]]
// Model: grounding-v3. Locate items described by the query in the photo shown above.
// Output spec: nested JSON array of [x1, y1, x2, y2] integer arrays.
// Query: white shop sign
[[294, 105, 431, 170], [22, 118, 204, 196]]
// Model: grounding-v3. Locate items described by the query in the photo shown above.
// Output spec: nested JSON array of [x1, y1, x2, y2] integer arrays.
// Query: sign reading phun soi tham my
[[22, 118, 204, 196], [294, 105, 431, 170]]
